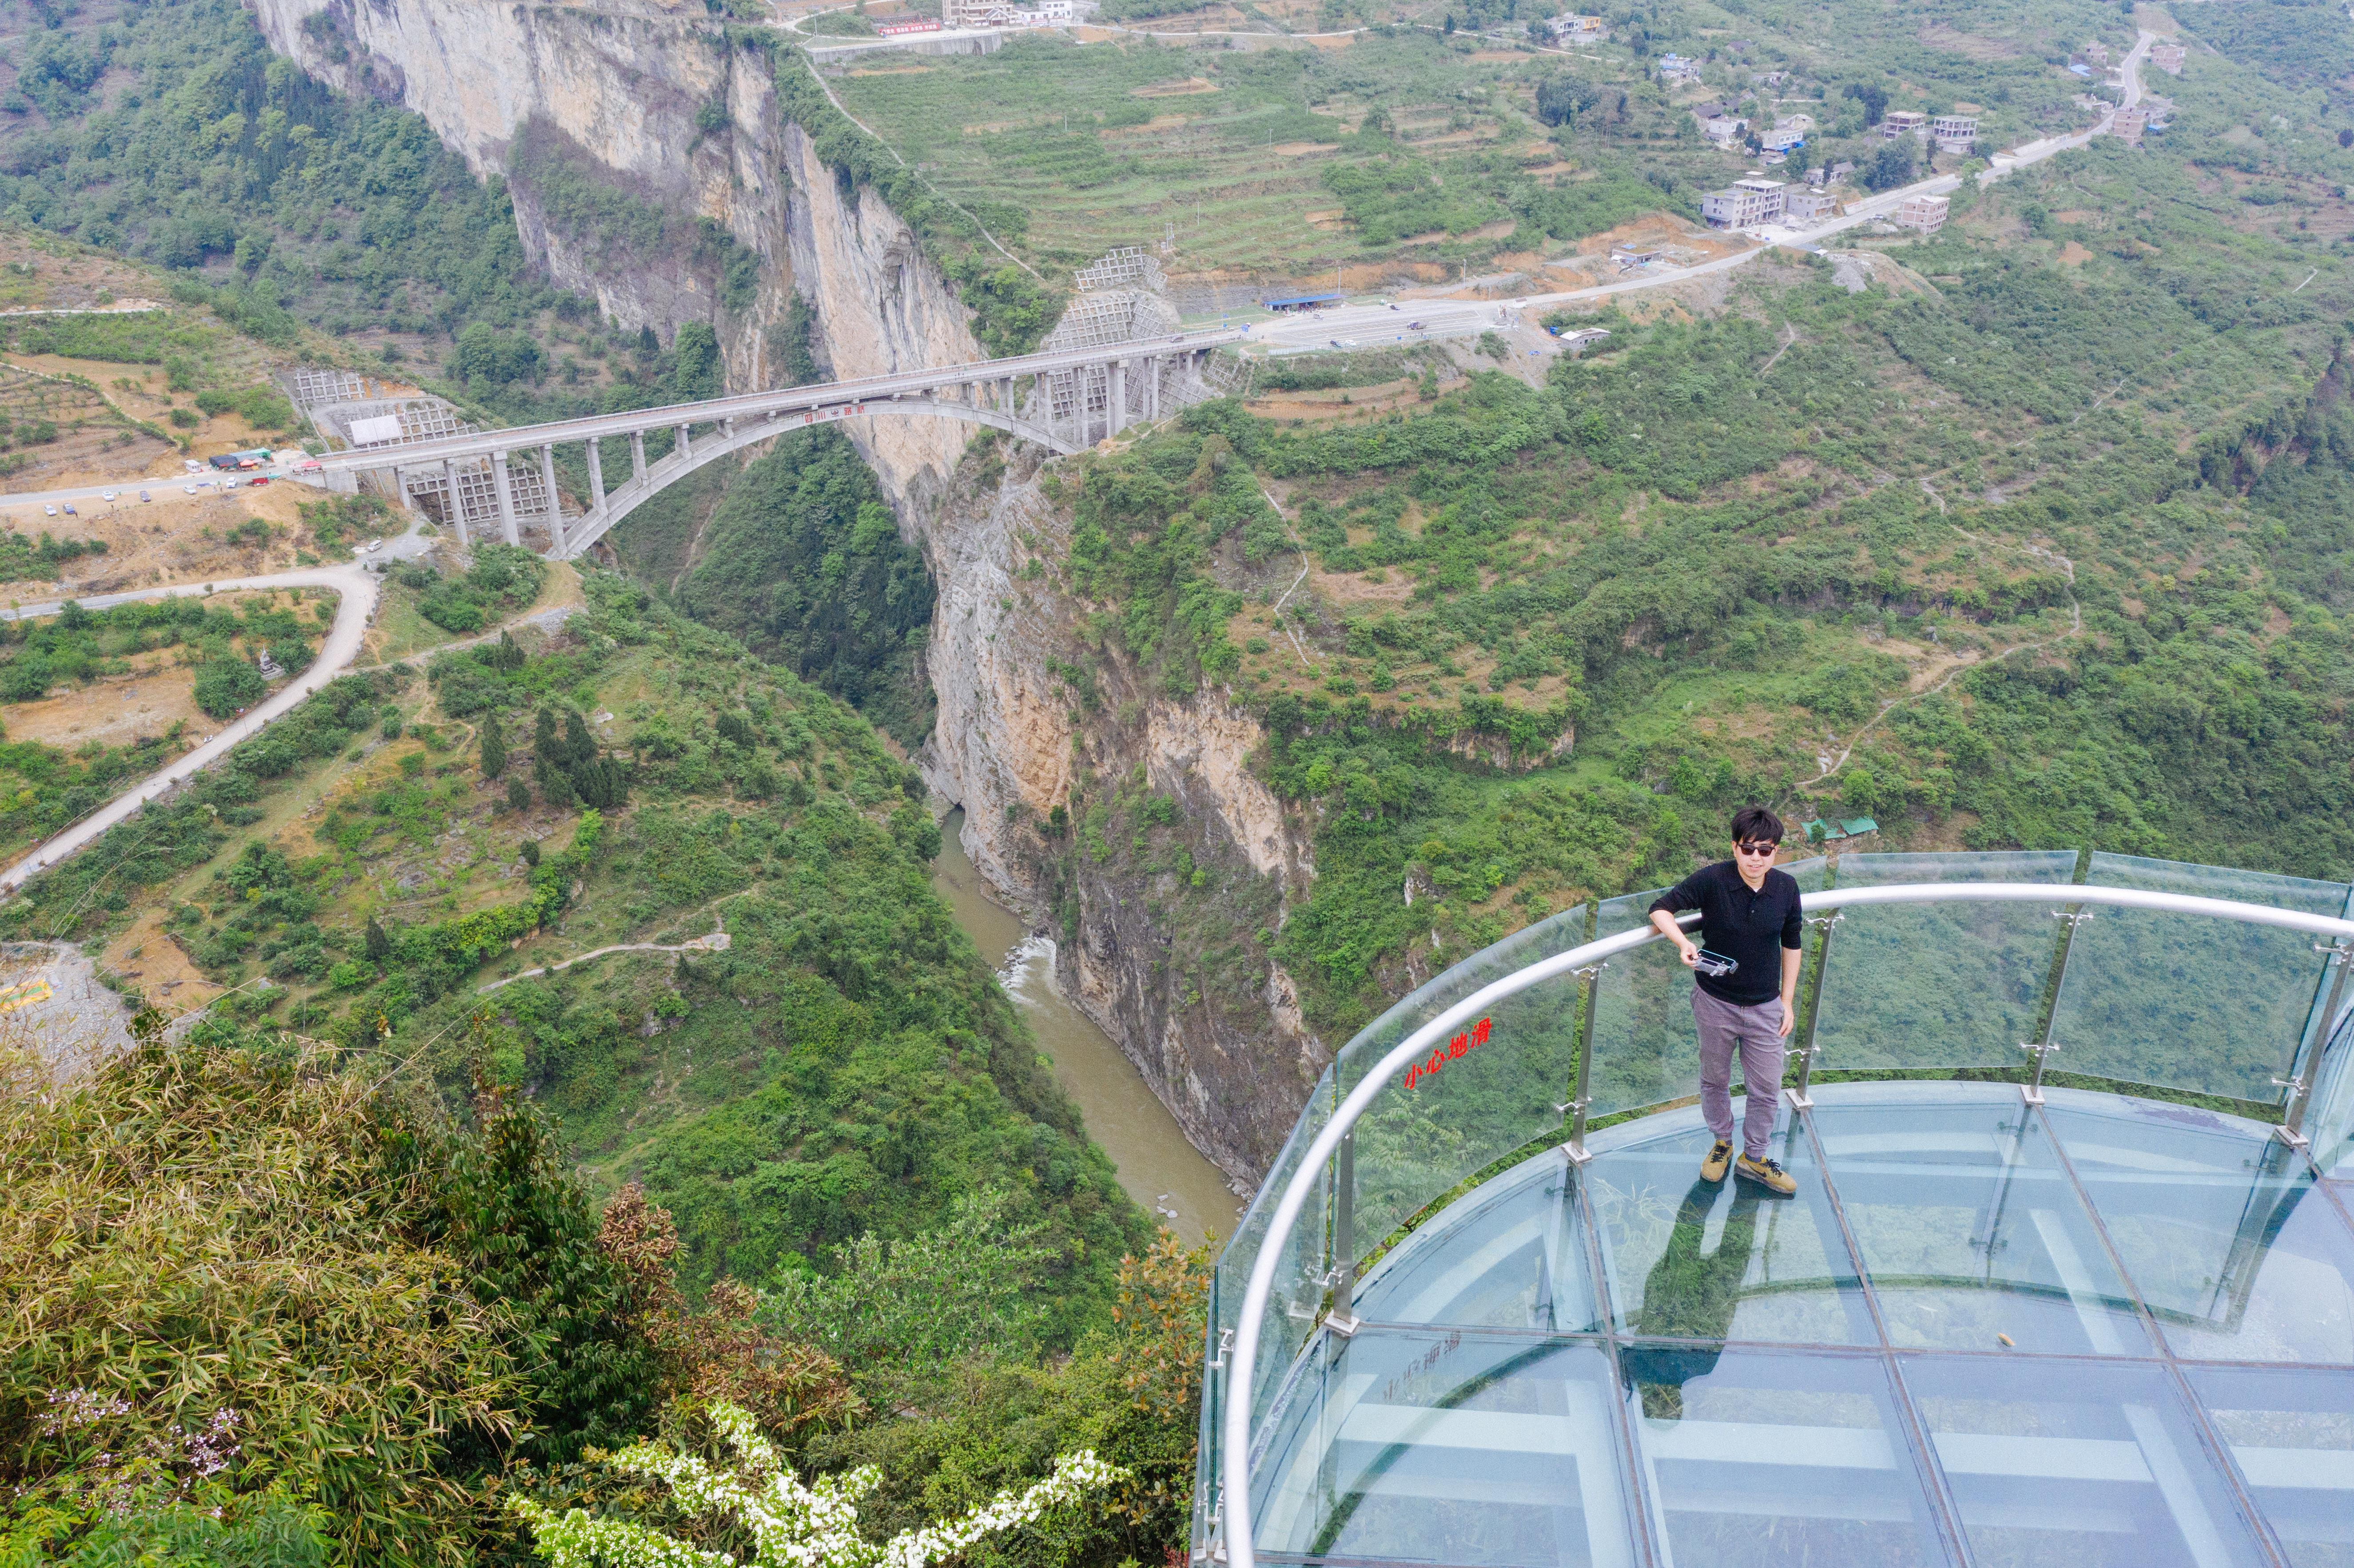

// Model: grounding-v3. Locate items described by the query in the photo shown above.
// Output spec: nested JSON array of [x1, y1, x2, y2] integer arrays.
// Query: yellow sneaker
[[1700, 1139, 1733, 1183], [1735, 1155, 1797, 1195]]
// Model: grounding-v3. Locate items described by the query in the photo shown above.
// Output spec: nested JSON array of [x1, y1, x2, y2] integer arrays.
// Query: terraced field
[[824, 31, 1613, 282]]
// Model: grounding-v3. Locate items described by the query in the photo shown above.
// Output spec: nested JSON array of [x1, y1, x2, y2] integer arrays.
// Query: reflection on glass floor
[[1249, 1083, 2354, 1568]]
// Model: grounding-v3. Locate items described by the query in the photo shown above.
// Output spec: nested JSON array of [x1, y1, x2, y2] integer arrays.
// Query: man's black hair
[[1730, 805, 1784, 846]]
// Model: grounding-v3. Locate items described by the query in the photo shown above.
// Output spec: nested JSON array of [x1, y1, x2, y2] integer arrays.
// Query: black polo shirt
[[1648, 860, 1805, 1006]]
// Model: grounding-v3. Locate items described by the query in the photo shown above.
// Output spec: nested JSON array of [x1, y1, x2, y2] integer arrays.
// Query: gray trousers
[[1693, 988, 1786, 1158]]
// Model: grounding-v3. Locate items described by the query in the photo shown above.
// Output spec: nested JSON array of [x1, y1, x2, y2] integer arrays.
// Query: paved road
[[1247, 35, 2152, 351], [0, 539, 439, 894], [0, 469, 313, 520]]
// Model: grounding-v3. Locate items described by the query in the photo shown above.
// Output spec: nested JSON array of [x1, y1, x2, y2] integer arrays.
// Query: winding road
[[0, 31, 2161, 896], [1249, 30, 2157, 351], [0, 521, 437, 895]]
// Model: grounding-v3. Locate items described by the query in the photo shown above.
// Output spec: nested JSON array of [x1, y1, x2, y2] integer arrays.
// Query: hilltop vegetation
[[0, 1021, 1208, 1566], [999, 108, 2354, 1040]]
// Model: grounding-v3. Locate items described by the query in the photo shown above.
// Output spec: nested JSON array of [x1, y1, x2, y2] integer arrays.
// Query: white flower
[[508, 1402, 1127, 1568]]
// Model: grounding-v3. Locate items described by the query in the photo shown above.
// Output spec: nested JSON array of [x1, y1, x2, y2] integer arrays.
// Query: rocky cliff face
[[916, 445, 1325, 1182], [247, 0, 1318, 1182], [246, 0, 974, 511]]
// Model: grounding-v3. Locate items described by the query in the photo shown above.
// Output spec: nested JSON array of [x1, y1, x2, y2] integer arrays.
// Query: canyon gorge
[[249, 0, 1328, 1184]]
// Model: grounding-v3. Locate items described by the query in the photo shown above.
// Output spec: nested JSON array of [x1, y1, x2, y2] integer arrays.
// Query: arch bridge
[[312, 331, 1245, 561]]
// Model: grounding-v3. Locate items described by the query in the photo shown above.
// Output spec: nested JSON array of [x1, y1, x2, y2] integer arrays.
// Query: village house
[[1700, 114, 1749, 148], [1784, 189, 1841, 224], [1547, 12, 1605, 43], [1896, 192, 1949, 234], [2151, 41, 2186, 75], [1932, 114, 1978, 153], [1701, 175, 1787, 230], [1881, 110, 1929, 138]]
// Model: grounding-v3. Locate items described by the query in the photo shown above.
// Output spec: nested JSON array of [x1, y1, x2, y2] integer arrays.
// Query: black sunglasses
[[1734, 842, 1780, 857]]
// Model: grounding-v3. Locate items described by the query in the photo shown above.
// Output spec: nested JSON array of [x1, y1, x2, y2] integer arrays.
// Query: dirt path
[[477, 930, 731, 995], [1798, 533, 2081, 790]]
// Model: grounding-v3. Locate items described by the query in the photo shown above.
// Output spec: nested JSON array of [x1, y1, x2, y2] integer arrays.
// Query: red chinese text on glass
[[1401, 1016, 1492, 1090]]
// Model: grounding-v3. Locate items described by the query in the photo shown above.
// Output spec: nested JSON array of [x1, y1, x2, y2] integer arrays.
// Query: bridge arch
[[555, 397, 1073, 560]]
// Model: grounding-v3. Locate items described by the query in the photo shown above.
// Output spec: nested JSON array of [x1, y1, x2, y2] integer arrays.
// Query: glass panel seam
[[1571, 1171, 1663, 1568], [2022, 1103, 2288, 1562], [2154, 1357, 2294, 1568], [1798, 1111, 1974, 1566], [1797, 1108, 1895, 1351]]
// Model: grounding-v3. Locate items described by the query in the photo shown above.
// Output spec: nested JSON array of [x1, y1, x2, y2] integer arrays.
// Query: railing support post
[[1326, 1129, 1358, 1337], [1561, 963, 1606, 1164], [2021, 907, 2093, 1106], [1786, 912, 1842, 1110], [2278, 940, 2351, 1147]]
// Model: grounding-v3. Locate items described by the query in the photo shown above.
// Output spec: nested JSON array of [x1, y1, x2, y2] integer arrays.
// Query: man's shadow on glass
[[1624, 1175, 1765, 1421]]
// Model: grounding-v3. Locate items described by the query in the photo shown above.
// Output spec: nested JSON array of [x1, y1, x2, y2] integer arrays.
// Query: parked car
[[1408, 320, 1426, 330], [101, 492, 116, 502], [249, 476, 269, 487], [61, 504, 75, 516], [139, 491, 151, 503], [366, 539, 383, 552], [183, 484, 199, 494]]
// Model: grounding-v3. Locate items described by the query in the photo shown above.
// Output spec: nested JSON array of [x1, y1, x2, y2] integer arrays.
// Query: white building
[[1547, 13, 1604, 42], [1785, 190, 1841, 224], [1657, 53, 1703, 83], [1896, 193, 1950, 234], [1881, 110, 1928, 138], [1932, 114, 1978, 153], [1700, 114, 1748, 147], [1762, 119, 1807, 154], [1701, 176, 1786, 230]]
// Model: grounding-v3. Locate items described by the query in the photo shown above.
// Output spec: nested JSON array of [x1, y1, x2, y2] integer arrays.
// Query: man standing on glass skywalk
[[1646, 805, 1804, 1197]]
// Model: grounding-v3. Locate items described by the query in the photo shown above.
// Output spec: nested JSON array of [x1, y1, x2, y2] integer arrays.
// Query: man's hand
[[1777, 996, 1797, 1039], [1650, 908, 1699, 966]]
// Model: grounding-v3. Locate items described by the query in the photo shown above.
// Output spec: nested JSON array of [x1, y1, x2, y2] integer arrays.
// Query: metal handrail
[[1218, 880, 2354, 1568]]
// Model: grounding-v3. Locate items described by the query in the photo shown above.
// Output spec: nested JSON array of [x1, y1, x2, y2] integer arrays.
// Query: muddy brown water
[[931, 811, 1242, 1247]]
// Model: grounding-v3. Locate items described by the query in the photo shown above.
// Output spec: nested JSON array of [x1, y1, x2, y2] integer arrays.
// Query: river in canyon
[[930, 811, 1242, 1247]]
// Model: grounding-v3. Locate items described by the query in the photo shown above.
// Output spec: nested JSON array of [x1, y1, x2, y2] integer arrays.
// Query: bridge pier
[[445, 457, 467, 547], [1109, 361, 1127, 437], [631, 429, 647, 480], [588, 437, 605, 516], [677, 424, 693, 461], [492, 451, 519, 546], [540, 444, 564, 556]]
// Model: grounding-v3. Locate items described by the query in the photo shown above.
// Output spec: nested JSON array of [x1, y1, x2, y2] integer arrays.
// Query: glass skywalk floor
[[1249, 1082, 2354, 1568]]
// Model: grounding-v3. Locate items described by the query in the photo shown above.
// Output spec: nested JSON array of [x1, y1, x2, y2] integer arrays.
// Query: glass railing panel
[[2182, 1365, 2354, 1568], [1206, 1066, 1334, 1508], [1250, 1327, 1640, 1568], [1341, 905, 1591, 1266], [1587, 857, 1827, 1122], [2046, 1099, 2354, 1366], [1811, 850, 2078, 1074], [2048, 853, 2350, 1105], [1900, 1356, 2274, 1568], [2308, 1000, 2354, 1180]]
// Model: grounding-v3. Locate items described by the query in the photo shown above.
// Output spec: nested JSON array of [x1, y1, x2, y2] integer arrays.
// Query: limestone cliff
[[246, 0, 1319, 1182], [916, 445, 1324, 1184], [245, 0, 976, 511]]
